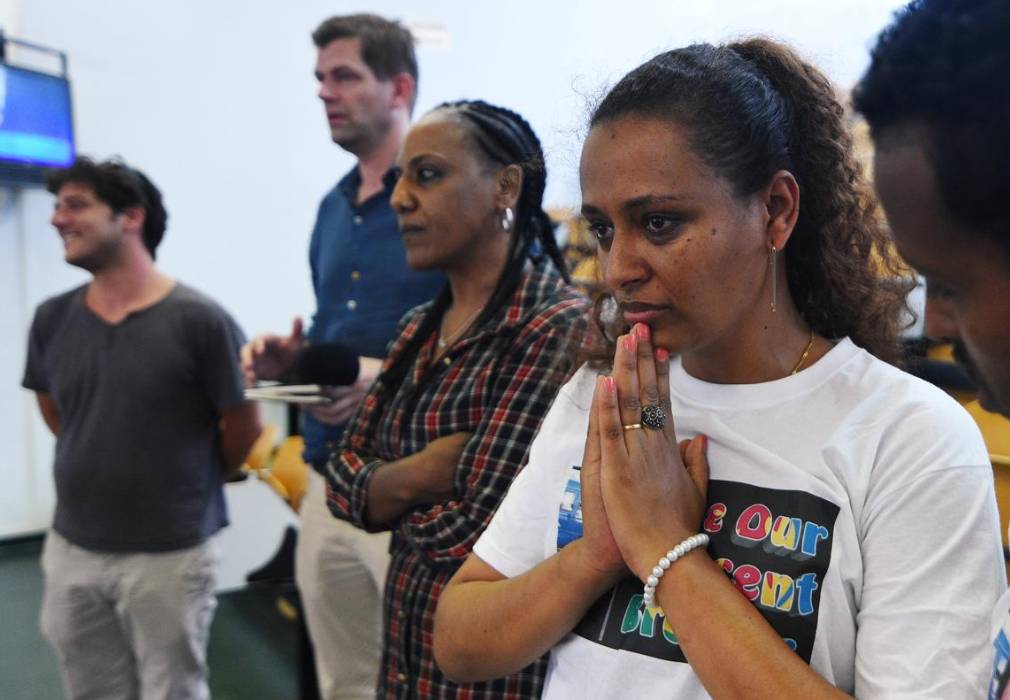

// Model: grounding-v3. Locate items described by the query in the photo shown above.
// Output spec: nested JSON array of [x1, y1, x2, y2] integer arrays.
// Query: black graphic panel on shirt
[[567, 479, 840, 664]]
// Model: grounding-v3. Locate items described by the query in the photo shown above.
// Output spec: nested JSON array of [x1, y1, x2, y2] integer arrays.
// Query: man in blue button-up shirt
[[242, 14, 443, 700]]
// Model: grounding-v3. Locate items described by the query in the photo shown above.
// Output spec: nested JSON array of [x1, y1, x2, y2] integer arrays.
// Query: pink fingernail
[[604, 376, 616, 394], [623, 334, 637, 352], [636, 324, 650, 342], [655, 347, 669, 363]]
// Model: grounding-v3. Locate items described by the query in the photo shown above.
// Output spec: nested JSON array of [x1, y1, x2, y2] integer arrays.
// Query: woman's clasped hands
[[579, 322, 710, 585]]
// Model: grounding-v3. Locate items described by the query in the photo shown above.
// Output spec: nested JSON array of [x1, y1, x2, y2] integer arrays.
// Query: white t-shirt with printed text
[[474, 339, 1005, 699], [989, 551, 1010, 698]]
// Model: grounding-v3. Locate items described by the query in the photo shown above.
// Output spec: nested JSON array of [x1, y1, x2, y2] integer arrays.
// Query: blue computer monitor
[[0, 62, 75, 186]]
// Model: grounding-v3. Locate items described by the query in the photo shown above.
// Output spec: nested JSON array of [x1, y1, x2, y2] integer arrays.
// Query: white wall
[[0, 0, 21, 37], [2, 0, 908, 539]]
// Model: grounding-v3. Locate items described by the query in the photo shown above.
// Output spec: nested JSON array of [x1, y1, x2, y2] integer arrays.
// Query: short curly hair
[[47, 157, 168, 258], [854, 0, 1010, 254]]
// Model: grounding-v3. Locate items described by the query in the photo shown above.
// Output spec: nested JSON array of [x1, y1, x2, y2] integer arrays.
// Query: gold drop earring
[[769, 244, 778, 313]]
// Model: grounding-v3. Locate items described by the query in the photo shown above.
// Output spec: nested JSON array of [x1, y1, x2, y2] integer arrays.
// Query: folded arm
[[435, 542, 620, 682]]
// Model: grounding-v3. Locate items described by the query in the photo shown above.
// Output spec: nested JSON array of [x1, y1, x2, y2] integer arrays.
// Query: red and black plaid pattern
[[326, 263, 588, 699]]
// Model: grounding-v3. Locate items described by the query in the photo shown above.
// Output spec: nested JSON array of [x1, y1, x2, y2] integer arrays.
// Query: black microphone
[[290, 342, 360, 386]]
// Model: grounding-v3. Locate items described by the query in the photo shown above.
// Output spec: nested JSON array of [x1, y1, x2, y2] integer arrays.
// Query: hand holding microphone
[[289, 343, 380, 427], [241, 317, 305, 387]]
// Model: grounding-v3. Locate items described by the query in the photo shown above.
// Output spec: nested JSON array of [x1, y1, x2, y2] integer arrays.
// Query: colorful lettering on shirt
[[761, 571, 795, 612], [799, 522, 831, 560], [620, 596, 679, 646], [733, 563, 762, 602], [569, 479, 839, 665], [795, 572, 819, 616], [704, 502, 727, 534], [768, 516, 802, 553], [618, 590, 799, 652], [733, 503, 773, 545], [556, 465, 584, 550], [989, 627, 1010, 700], [719, 560, 820, 616], [732, 503, 830, 560]]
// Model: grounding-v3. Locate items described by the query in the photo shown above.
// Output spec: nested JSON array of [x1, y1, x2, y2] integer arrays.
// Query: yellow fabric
[[270, 436, 309, 512], [241, 426, 309, 512], [242, 423, 279, 472]]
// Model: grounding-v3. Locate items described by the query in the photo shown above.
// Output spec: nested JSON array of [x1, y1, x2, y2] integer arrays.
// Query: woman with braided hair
[[434, 40, 1003, 698], [324, 99, 588, 698]]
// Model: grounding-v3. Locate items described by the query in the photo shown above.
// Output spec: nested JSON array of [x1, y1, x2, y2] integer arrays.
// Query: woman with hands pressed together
[[433, 41, 1004, 698], [324, 99, 588, 699]]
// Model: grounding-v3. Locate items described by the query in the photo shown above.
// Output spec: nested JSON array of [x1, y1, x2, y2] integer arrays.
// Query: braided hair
[[379, 99, 569, 393], [589, 40, 913, 364]]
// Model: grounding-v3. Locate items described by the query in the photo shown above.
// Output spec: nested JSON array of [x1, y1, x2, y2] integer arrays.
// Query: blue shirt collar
[[336, 165, 398, 203]]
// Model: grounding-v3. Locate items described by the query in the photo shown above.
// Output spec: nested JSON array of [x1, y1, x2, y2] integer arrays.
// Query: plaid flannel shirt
[[326, 262, 588, 699]]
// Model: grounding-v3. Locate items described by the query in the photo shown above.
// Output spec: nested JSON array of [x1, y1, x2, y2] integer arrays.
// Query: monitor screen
[[0, 62, 74, 185]]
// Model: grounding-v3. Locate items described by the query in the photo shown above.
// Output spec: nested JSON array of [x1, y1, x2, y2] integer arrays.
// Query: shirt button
[[346, 299, 357, 311], [350, 270, 361, 281], [396, 673, 407, 683], [397, 609, 407, 619], [443, 356, 451, 366], [353, 215, 363, 225]]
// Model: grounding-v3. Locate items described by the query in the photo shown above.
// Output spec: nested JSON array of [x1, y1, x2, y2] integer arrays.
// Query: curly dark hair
[[47, 156, 168, 259], [587, 39, 913, 365], [854, 0, 1010, 256]]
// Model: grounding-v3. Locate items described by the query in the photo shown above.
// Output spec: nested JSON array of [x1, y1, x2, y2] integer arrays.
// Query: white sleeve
[[473, 368, 593, 578], [855, 399, 1006, 698]]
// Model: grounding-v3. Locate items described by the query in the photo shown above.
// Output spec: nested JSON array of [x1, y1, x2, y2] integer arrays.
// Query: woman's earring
[[501, 207, 514, 232], [769, 244, 778, 313]]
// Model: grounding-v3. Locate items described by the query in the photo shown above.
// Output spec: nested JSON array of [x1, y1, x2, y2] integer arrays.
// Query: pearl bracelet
[[642, 533, 710, 608]]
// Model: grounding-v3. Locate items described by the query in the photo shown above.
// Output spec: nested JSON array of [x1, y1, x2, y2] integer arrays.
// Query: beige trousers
[[296, 469, 391, 700], [40, 530, 218, 700]]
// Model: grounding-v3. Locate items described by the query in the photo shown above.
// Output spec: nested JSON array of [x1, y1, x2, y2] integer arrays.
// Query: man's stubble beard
[[69, 237, 124, 274], [332, 111, 394, 158], [952, 338, 1006, 415]]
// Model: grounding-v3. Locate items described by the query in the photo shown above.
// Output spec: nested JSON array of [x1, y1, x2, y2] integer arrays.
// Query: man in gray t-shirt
[[21, 157, 262, 700]]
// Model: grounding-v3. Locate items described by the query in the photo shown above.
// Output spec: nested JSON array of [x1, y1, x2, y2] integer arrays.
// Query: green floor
[[0, 538, 299, 700]]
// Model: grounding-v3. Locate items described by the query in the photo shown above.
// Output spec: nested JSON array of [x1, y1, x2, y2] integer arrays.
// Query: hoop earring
[[501, 207, 514, 232], [769, 244, 778, 313]]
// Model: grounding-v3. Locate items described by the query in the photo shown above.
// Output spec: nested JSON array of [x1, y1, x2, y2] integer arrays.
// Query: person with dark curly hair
[[324, 99, 588, 699], [855, 0, 1010, 423], [434, 39, 1003, 698], [25, 157, 262, 699], [854, 0, 1010, 696]]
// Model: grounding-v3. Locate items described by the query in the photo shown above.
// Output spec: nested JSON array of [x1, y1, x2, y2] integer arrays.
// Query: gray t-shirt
[[22, 283, 247, 552]]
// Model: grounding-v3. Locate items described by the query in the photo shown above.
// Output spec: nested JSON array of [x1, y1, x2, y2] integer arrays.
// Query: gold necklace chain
[[789, 329, 816, 375], [437, 306, 482, 350]]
